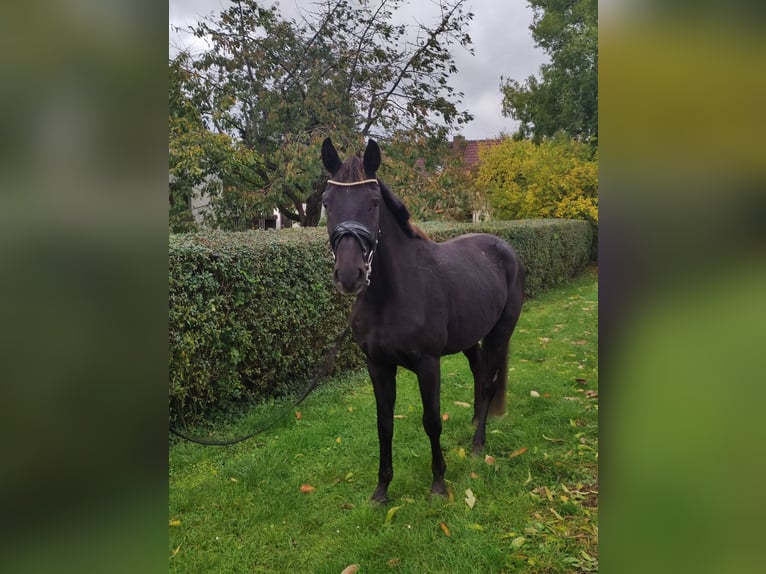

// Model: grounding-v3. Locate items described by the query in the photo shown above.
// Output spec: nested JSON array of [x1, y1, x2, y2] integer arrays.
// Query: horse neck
[[365, 204, 424, 300]]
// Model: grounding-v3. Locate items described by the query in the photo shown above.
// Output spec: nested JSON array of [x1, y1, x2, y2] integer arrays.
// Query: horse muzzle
[[329, 220, 377, 295]]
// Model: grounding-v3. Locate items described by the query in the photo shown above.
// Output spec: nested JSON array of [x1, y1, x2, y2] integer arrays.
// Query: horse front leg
[[416, 356, 447, 498], [368, 360, 397, 503]]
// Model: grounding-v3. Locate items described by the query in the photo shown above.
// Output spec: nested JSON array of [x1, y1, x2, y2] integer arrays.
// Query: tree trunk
[[303, 190, 323, 227]]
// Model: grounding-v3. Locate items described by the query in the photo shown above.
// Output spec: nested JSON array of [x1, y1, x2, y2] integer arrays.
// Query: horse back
[[434, 233, 524, 353]]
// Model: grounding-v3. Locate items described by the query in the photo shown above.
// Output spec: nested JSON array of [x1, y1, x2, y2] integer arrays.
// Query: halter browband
[[326, 178, 379, 187]]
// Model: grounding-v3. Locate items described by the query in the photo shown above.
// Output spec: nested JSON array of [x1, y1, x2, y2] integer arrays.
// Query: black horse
[[321, 138, 525, 503]]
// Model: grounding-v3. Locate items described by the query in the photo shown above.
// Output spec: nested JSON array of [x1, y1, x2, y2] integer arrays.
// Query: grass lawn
[[169, 266, 598, 573]]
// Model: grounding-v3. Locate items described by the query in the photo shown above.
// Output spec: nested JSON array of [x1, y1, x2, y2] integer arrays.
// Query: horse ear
[[321, 138, 342, 175], [363, 139, 381, 176]]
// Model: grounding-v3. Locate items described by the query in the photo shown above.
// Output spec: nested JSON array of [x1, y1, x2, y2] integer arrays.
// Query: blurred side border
[[0, 2, 169, 573], [599, 2, 766, 573]]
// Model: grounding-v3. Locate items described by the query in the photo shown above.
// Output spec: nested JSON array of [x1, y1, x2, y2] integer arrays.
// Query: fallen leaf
[[386, 558, 401, 568], [340, 565, 360, 574], [510, 536, 527, 549], [530, 390, 540, 398], [384, 505, 402, 525], [573, 339, 588, 345], [299, 484, 316, 494], [394, 414, 406, 419], [457, 447, 466, 458], [170, 544, 181, 557], [169, 519, 181, 527], [470, 471, 479, 479], [439, 522, 451, 537], [468, 523, 484, 531], [336, 437, 342, 443], [465, 488, 476, 509], [538, 337, 551, 343], [542, 393, 552, 398], [542, 434, 564, 443], [576, 378, 587, 384], [550, 508, 564, 521], [339, 503, 355, 510], [509, 447, 528, 458], [585, 390, 599, 399], [229, 477, 239, 482], [295, 411, 302, 419], [442, 412, 449, 421], [454, 401, 471, 408]]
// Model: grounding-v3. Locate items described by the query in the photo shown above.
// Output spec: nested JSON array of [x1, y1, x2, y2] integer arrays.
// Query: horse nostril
[[357, 268, 364, 280]]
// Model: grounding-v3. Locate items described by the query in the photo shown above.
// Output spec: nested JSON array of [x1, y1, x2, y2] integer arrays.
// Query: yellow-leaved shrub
[[476, 135, 598, 226]]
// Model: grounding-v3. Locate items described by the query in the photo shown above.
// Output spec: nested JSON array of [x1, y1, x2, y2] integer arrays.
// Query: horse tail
[[488, 340, 509, 416], [488, 250, 525, 417]]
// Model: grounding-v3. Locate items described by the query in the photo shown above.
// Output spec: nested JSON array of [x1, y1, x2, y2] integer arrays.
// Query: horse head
[[321, 137, 382, 295]]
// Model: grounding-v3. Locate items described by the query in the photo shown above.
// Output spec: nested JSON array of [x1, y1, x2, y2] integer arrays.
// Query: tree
[[476, 133, 598, 225], [178, 0, 474, 227], [169, 53, 265, 232], [381, 134, 484, 221], [500, 0, 597, 145]]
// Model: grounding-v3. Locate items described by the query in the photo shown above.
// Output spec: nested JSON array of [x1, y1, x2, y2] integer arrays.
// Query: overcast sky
[[169, 0, 548, 140]]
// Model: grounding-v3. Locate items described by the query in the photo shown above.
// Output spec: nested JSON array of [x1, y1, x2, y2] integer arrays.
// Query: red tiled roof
[[449, 137, 503, 168]]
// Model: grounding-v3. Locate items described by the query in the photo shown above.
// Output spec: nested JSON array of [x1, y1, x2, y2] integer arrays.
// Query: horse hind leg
[[471, 312, 517, 453]]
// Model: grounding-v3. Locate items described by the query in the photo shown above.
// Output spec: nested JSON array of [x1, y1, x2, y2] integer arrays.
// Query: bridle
[[326, 178, 381, 286]]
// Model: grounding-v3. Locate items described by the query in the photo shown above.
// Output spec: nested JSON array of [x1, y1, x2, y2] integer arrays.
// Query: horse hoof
[[371, 488, 389, 504], [430, 482, 448, 499]]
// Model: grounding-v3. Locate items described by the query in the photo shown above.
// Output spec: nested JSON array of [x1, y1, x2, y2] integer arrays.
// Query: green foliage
[[169, 54, 266, 233], [168, 229, 363, 424], [381, 135, 480, 221], [475, 136, 598, 231], [422, 219, 593, 297], [501, 0, 597, 144], [169, 220, 592, 423], [175, 0, 474, 228]]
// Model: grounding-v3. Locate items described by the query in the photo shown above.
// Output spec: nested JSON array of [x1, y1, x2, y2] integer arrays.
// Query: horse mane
[[378, 178, 430, 241], [335, 153, 367, 182]]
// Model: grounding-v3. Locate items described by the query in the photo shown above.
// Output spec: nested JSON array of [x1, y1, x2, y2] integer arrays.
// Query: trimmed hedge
[[420, 219, 593, 297], [169, 219, 592, 423], [169, 229, 361, 425]]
